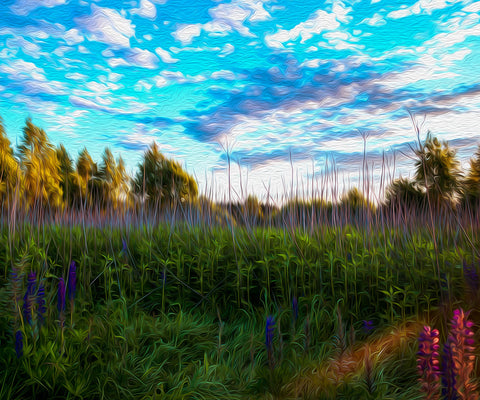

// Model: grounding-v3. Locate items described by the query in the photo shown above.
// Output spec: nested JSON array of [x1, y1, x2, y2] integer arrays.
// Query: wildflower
[[15, 330, 23, 358], [441, 337, 458, 400], [362, 320, 375, 335], [265, 315, 275, 369], [447, 308, 477, 400], [463, 261, 479, 293], [57, 277, 66, 313], [417, 325, 441, 400], [265, 315, 275, 349], [292, 296, 298, 322], [68, 261, 76, 301], [122, 238, 128, 256], [23, 272, 36, 325], [36, 283, 46, 327]]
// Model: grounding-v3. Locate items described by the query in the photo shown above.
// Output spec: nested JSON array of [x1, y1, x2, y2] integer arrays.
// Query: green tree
[[0, 117, 22, 207], [132, 142, 198, 209], [18, 118, 63, 209], [56, 143, 76, 209], [413, 132, 462, 210], [97, 147, 131, 210], [460, 144, 480, 209], [383, 177, 425, 210], [73, 147, 102, 209]]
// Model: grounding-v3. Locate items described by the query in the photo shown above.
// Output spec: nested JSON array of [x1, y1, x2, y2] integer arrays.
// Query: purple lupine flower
[[463, 260, 479, 293], [417, 325, 441, 400], [122, 238, 128, 255], [362, 320, 375, 335], [447, 308, 477, 399], [23, 272, 36, 325], [265, 316, 275, 348], [292, 297, 298, 322], [36, 283, 46, 327], [57, 277, 66, 313], [68, 261, 76, 301], [265, 315, 275, 369], [442, 337, 458, 400], [15, 330, 23, 358]]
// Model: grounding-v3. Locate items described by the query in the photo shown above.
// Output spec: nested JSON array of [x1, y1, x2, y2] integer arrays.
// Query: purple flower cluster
[[23, 272, 36, 325], [463, 260, 480, 293], [15, 330, 23, 358], [57, 277, 66, 313], [265, 315, 275, 369], [417, 325, 441, 400], [292, 297, 298, 322], [418, 309, 478, 400], [448, 309, 477, 400], [36, 283, 46, 327], [362, 320, 375, 335], [68, 261, 76, 301]]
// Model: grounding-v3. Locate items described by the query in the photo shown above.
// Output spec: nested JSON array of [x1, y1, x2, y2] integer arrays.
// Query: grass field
[[1, 205, 479, 399]]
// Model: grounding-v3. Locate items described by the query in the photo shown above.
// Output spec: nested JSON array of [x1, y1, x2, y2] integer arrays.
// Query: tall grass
[[1, 132, 480, 398]]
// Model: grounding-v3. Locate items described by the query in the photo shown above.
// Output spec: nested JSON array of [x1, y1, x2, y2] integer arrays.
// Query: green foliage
[[413, 131, 462, 210], [17, 118, 63, 210], [132, 142, 198, 209], [0, 117, 21, 207], [0, 222, 478, 399]]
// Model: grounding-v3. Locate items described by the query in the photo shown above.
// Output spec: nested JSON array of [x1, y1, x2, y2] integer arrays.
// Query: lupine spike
[[58, 277, 66, 314], [417, 325, 441, 400], [36, 283, 46, 327], [442, 337, 458, 400], [448, 308, 478, 400], [362, 320, 375, 335], [23, 272, 36, 325], [292, 296, 298, 322], [15, 330, 23, 358], [265, 315, 275, 369], [463, 261, 480, 294], [68, 261, 76, 301]]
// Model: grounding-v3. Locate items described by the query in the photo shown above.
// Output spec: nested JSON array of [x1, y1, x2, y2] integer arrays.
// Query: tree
[[18, 118, 63, 209], [73, 147, 99, 209], [97, 147, 131, 211], [413, 132, 462, 210], [0, 117, 22, 208], [56, 144, 76, 208], [460, 144, 480, 209], [383, 177, 425, 210], [132, 142, 198, 209]]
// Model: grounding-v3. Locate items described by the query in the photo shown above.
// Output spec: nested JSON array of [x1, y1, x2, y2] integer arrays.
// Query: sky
[[1, 0, 480, 205]]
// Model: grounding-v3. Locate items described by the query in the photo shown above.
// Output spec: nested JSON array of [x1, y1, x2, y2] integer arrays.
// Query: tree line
[[1, 116, 480, 223]]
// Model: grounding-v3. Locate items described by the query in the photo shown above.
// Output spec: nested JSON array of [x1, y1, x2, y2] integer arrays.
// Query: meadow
[[1, 121, 480, 399]]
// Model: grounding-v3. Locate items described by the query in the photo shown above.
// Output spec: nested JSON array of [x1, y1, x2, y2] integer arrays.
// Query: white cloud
[[6, 36, 42, 59], [387, 7, 412, 19], [155, 47, 179, 63], [208, 3, 255, 37], [10, 0, 66, 16], [127, 48, 159, 69], [463, 2, 480, 12], [388, 0, 463, 19], [219, 43, 235, 57], [171, 0, 271, 45], [76, 5, 135, 48], [65, 72, 88, 81], [172, 24, 202, 45], [211, 70, 237, 80], [265, 9, 340, 48], [64, 28, 84, 45], [361, 12, 387, 26], [130, 0, 157, 20], [107, 58, 131, 68]]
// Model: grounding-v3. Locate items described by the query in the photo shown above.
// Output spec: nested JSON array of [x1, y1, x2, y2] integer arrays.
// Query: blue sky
[[1, 0, 480, 204]]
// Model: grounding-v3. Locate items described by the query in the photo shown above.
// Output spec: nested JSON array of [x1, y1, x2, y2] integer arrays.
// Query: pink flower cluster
[[417, 308, 478, 400]]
